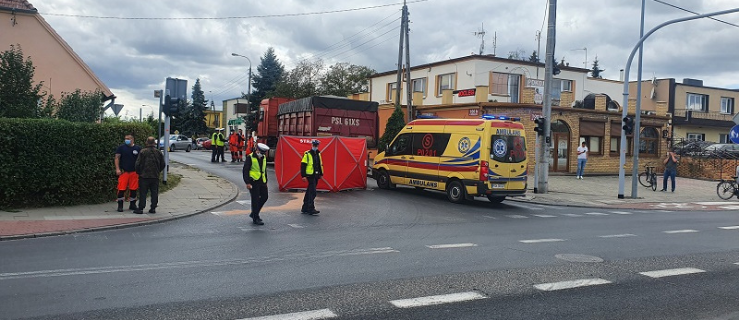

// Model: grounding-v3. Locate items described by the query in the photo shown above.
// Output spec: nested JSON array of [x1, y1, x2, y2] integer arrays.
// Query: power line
[[653, 0, 739, 28], [338, 28, 401, 62], [308, 16, 402, 62], [41, 0, 428, 20], [323, 25, 401, 62]]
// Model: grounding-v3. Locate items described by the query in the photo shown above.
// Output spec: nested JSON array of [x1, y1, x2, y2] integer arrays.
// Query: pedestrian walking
[[115, 133, 141, 212], [301, 139, 324, 215], [134, 137, 165, 214], [576, 141, 588, 179], [211, 128, 226, 162], [661, 149, 679, 192], [243, 143, 270, 225]]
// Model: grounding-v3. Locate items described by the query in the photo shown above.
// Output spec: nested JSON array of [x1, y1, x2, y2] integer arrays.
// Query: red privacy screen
[[275, 136, 368, 192]]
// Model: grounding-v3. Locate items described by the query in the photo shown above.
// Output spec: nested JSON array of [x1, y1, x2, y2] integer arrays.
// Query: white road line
[[561, 213, 582, 217], [598, 233, 637, 238], [720, 205, 739, 210], [237, 308, 338, 320], [657, 210, 674, 213], [663, 229, 698, 234], [584, 212, 608, 216], [211, 211, 223, 216], [288, 224, 305, 229], [719, 226, 739, 230], [389, 292, 486, 308], [506, 215, 528, 219], [534, 278, 612, 291], [610, 211, 633, 215], [532, 214, 557, 218], [519, 239, 565, 244], [236, 200, 252, 206], [426, 243, 478, 249], [639, 268, 706, 278], [482, 215, 497, 219], [694, 202, 732, 205], [505, 203, 544, 211]]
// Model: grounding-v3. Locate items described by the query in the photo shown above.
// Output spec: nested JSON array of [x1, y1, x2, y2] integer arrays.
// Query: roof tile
[[0, 0, 36, 11]]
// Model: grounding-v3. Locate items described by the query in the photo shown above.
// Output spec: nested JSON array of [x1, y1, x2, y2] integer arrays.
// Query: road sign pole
[[163, 89, 170, 185]]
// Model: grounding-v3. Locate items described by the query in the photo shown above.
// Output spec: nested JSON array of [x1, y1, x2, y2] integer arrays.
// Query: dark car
[[672, 140, 714, 157]]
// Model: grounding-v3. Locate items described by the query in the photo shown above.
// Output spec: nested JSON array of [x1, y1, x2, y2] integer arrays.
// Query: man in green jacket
[[243, 143, 270, 225], [134, 137, 165, 214]]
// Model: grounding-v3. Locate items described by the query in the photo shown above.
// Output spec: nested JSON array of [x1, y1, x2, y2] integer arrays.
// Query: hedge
[[0, 118, 153, 208]]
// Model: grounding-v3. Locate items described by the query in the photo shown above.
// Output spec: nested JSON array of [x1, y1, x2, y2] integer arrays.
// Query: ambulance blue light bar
[[481, 114, 520, 121]]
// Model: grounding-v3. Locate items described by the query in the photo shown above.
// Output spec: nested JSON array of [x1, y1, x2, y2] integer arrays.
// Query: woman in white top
[[576, 142, 588, 179]]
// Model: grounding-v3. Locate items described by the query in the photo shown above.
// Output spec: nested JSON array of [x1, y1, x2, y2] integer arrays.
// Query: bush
[[378, 106, 406, 152], [0, 118, 153, 208]]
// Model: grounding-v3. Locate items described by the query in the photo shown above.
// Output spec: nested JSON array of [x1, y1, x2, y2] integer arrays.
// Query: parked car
[[159, 134, 192, 152], [672, 140, 714, 156], [195, 138, 209, 150], [703, 143, 739, 158]]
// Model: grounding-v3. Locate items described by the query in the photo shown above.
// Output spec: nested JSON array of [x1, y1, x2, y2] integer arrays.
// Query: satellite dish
[[650, 88, 656, 100]]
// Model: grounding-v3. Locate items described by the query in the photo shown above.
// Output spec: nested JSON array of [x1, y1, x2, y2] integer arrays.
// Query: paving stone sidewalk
[[510, 174, 739, 210], [0, 162, 238, 240]]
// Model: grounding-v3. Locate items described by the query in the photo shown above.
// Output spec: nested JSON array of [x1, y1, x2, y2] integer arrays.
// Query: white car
[[158, 134, 192, 152]]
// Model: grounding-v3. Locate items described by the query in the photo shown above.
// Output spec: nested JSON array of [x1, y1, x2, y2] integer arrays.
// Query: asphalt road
[[1, 149, 738, 320]]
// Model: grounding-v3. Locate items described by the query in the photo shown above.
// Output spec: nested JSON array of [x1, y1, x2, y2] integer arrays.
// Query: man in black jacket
[[134, 137, 165, 214], [243, 143, 270, 225]]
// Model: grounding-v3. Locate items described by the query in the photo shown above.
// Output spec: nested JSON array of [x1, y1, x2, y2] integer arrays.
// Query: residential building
[[222, 97, 250, 135], [629, 78, 739, 144], [0, 0, 114, 103]]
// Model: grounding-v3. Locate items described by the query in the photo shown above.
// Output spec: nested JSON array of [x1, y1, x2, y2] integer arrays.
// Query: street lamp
[[231, 52, 252, 110], [571, 47, 588, 68]]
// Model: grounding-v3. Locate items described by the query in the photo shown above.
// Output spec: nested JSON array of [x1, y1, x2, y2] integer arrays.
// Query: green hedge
[[0, 118, 153, 208]]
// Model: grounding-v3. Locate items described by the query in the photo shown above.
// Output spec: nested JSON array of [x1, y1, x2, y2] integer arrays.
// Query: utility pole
[[631, 0, 646, 198], [536, 0, 557, 193], [394, 2, 405, 113], [536, 30, 541, 78], [404, 1, 412, 122]]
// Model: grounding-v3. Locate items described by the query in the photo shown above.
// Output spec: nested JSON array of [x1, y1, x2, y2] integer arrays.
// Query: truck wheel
[[487, 195, 505, 204], [377, 170, 392, 189], [186, 145, 191, 152], [446, 180, 466, 204]]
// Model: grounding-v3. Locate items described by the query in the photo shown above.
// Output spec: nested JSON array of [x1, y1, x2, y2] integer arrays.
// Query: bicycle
[[638, 164, 658, 191], [716, 177, 739, 200]]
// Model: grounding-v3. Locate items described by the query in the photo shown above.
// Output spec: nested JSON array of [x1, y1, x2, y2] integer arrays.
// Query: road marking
[[598, 233, 637, 238], [584, 212, 608, 216], [211, 211, 223, 216], [663, 229, 698, 234], [236, 200, 252, 206], [426, 243, 478, 249], [505, 203, 544, 210], [336, 247, 400, 256], [561, 213, 582, 217], [657, 210, 674, 213], [519, 239, 565, 244], [720, 205, 739, 210], [506, 215, 528, 219], [532, 214, 557, 218], [719, 226, 739, 230], [534, 278, 612, 291], [482, 215, 497, 219], [639, 267, 706, 278], [694, 202, 733, 205], [389, 292, 486, 308], [237, 308, 338, 320], [610, 211, 633, 215], [288, 224, 305, 229]]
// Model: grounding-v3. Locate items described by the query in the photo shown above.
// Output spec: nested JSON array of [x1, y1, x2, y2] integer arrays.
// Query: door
[[551, 132, 570, 172], [385, 133, 413, 185]]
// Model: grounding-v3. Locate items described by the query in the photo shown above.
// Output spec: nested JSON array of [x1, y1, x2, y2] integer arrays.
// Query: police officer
[[243, 143, 270, 225], [301, 139, 323, 215], [211, 128, 226, 162]]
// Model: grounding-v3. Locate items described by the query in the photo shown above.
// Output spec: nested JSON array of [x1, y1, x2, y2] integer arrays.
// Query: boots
[[129, 200, 137, 210], [117, 200, 124, 212]]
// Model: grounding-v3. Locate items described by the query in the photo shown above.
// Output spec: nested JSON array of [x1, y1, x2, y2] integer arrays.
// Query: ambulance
[[372, 115, 528, 204]]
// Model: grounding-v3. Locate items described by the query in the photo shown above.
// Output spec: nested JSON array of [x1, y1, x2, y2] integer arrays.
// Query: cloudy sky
[[33, 0, 739, 119]]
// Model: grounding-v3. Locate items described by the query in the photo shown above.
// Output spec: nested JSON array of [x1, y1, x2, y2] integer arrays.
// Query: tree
[[528, 50, 540, 63], [507, 49, 526, 60], [378, 106, 406, 153], [320, 62, 375, 97], [55, 89, 104, 122], [591, 56, 605, 78], [180, 79, 208, 136], [273, 59, 324, 99], [0, 45, 44, 118], [39, 95, 56, 119], [251, 47, 285, 106]]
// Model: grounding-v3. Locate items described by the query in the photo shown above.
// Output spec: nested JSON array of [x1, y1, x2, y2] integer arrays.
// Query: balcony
[[672, 109, 735, 127]]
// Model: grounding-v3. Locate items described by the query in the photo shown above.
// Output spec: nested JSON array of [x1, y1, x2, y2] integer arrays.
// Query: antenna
[[473, 23, 486, 55]]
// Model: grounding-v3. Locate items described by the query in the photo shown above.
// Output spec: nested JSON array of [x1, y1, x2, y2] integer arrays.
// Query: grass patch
[[160, 173, 182, 194]]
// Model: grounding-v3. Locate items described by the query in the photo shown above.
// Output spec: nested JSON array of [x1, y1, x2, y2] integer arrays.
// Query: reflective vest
[[249, 155, 267, 183], [301, 151, 323, 176], [211, 132, 225, 146]]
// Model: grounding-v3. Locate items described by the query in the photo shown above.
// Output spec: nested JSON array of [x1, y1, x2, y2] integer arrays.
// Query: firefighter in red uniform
[[245, 133, 255, 156], [228, 130, 240, 162]]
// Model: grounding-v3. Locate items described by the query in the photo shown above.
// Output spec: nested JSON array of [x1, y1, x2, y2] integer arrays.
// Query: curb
[[506, 194, 736, 211], [0, 162, 240, 241]]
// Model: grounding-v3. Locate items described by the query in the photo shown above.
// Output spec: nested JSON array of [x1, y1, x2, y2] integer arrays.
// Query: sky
[[33, 0, 739, 120]]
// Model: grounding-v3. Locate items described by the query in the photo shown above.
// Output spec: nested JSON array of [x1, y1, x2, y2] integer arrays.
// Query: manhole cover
[[555, 254, 604, 263]]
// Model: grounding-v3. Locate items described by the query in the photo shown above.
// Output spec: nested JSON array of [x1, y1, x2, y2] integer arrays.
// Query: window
[[720, 134, 729, 144], [491, 135, 527, 163], [561, 79, 573, 92], [580, 137, 601, 155], [411, 133, 451, 157], [610, 137, 633, 156], [579, 120, 604, 155], [386, 83, 398, 102], [437, 73, 455, 96], [387, 133, 412, 156], [490, 73, 521, 103], [687, 133, 705, 141], [686, 93, 708, 111], [721, 97, 734, 114], [412, 78, 427, 97], [639, 127, 660, 156]]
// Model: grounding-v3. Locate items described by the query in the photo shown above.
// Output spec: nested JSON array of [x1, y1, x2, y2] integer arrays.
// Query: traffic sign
[[111, 104, 124, 116], [730, 125, 739, 144], [733, 112, 739, 125]]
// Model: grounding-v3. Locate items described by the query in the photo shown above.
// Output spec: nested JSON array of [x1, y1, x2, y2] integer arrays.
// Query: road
[[1, 149, 738, 320]]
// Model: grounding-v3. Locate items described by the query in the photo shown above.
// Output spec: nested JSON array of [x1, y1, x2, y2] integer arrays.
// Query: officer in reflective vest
[[243, 143, 270, 225], [301, 139, 324, 215]]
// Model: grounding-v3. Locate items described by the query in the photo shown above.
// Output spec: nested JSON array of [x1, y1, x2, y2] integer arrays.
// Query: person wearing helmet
[[243, 143, 270, 225], [301, 139, 324, 215]]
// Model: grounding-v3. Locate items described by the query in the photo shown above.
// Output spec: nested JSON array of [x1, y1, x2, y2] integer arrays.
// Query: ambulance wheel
[[446, 180, 466, 204], [487, 195, 505, 204], [377, 170, 392, 189], [186, 145, 191, 152]]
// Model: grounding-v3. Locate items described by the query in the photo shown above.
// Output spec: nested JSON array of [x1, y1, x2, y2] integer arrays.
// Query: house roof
[[0, 0, 36, 12]]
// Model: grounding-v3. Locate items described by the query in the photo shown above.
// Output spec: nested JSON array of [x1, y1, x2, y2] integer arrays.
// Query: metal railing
[[673, 109, 735, 122]]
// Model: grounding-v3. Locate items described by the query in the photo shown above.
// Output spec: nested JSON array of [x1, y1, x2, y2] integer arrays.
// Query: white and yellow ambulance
[[372, 115, 528, 204]]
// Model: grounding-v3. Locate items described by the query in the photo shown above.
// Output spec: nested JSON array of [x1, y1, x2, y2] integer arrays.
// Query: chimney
[[620, 69, 625, 82]]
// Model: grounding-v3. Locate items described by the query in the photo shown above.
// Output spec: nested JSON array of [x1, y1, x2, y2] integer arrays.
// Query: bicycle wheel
[[717, 181, 735, 200], [650, 174, 657, 191], [638, 172, 649, 187]]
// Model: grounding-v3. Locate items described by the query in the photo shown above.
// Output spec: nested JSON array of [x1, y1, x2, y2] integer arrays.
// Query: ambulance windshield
[[490, 135, 526, 163]]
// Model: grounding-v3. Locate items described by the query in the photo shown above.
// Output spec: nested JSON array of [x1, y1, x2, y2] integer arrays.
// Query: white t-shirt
[[577, 146, 588, 159]]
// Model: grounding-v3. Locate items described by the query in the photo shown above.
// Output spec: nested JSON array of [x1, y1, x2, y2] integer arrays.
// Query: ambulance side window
[[412, 133, 451, 157], [388, 133, 412, 156]]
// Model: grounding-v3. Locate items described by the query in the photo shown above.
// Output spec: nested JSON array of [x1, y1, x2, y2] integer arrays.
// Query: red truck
[[256, 96, 379, 161]]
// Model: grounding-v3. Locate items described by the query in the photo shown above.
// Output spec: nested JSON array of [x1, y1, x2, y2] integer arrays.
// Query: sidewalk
[[0, 162, 238, 240], [510, 174, 739, 210]]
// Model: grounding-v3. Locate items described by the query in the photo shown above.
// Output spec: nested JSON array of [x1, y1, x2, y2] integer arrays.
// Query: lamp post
[[231, 53, 252, 128]]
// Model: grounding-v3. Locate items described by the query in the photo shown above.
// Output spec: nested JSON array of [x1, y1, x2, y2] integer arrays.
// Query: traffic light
[[534, 117, 547, 136], [162, 95, 180, 116], [623, 116, 634, 135]]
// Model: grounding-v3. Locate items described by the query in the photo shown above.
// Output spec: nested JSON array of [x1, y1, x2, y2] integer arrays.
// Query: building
[[368, 55, 670, 175], [629, 78, 739, 143], [222, 97, 250, 135], [0, 0, 114, 103]]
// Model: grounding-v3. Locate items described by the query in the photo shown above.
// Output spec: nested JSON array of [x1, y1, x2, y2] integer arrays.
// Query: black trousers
[[138, 178, 159, 210], [302, 176, 318, 212], [211, 147, 217, 161], [216, 146, 225, 161], [249, 181, 269, 221]]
